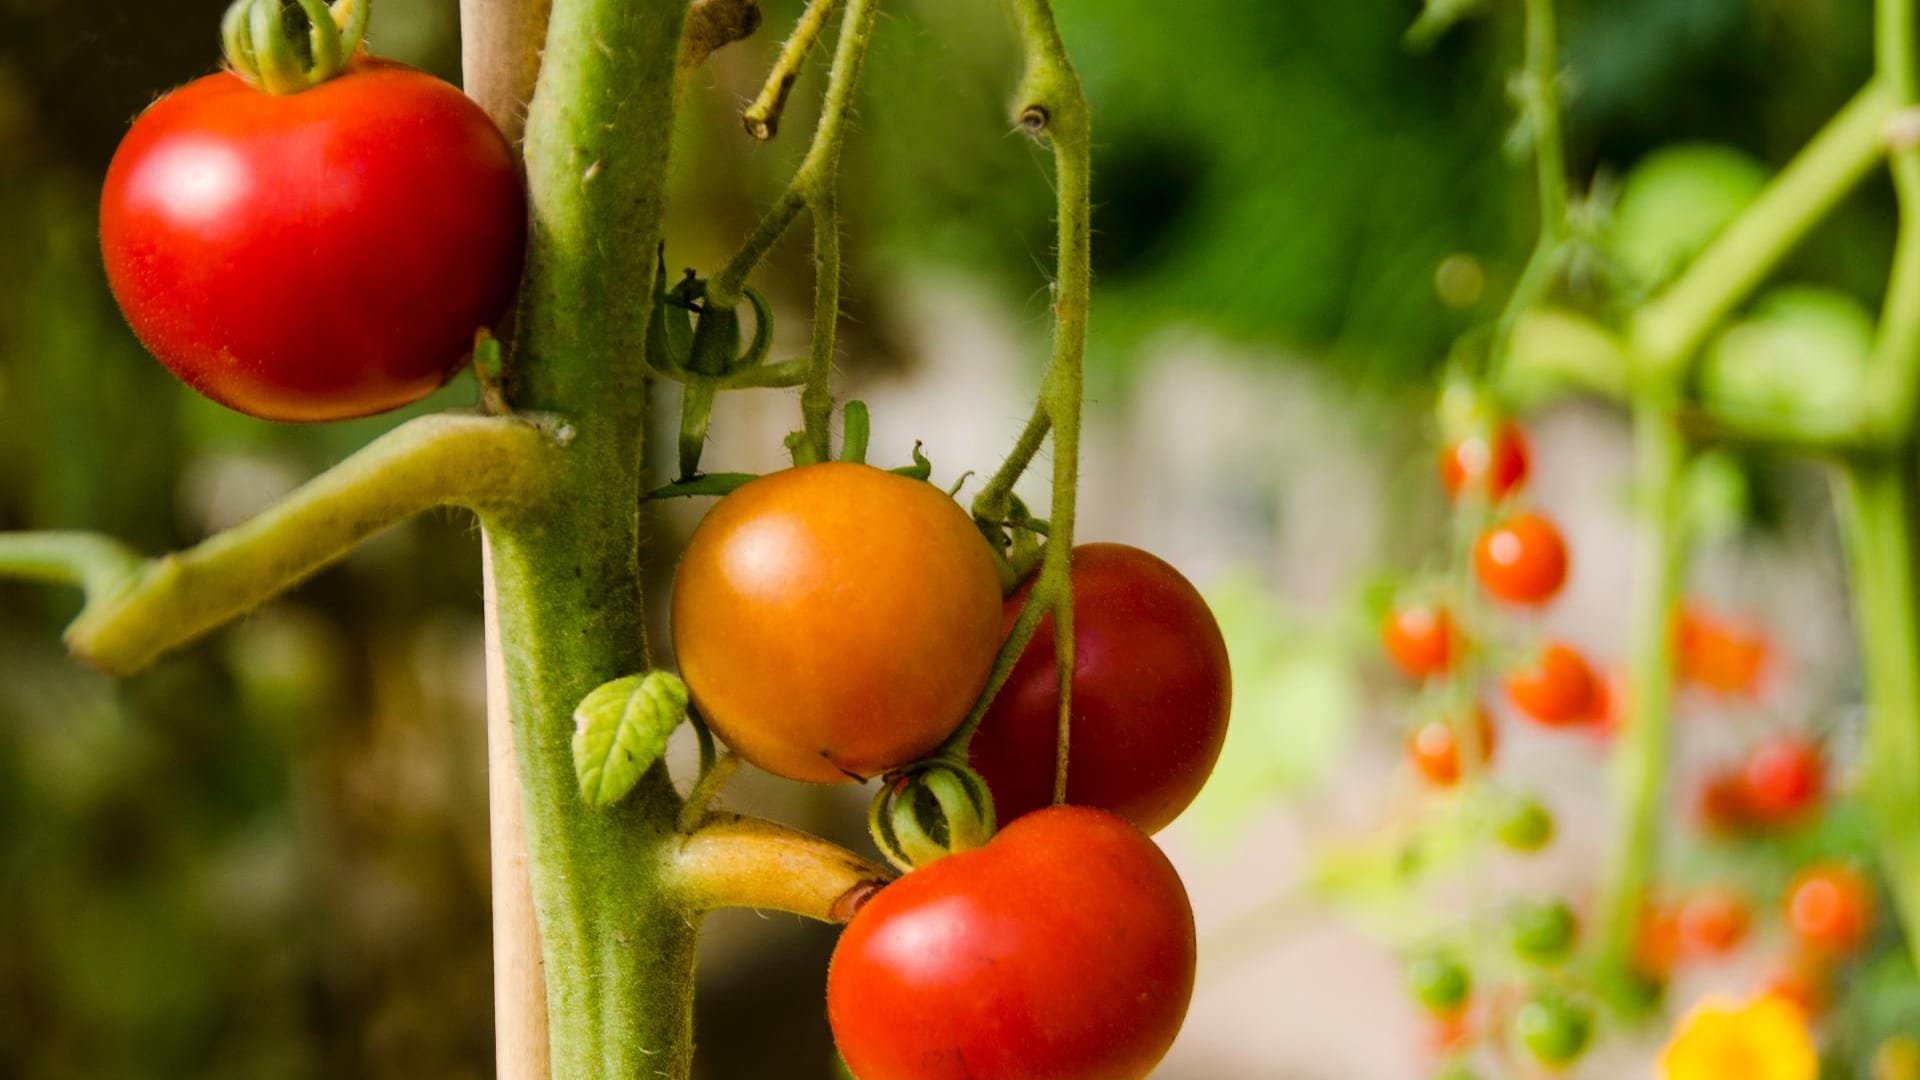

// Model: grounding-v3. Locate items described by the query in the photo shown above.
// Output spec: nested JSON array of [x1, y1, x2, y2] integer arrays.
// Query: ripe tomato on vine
[[100, 53, 525, 422]]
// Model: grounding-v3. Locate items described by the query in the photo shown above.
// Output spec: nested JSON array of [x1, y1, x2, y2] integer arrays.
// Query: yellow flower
[[1658, 994, 1817, 1080]]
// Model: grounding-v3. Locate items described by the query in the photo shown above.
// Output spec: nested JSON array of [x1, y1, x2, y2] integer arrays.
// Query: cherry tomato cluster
[[1377, 417, 1608, 1075], [668, 461, 1230, 1079]]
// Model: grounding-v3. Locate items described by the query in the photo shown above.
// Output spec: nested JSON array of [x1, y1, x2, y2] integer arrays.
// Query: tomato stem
[[0, 413, 558, 675], [220, 0, 369, 95], [673, 812, 894, 920], [741, 0, 846, 140]]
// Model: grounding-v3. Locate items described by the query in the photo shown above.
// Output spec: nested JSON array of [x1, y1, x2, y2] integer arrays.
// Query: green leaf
[[572, 672, 688, 808]]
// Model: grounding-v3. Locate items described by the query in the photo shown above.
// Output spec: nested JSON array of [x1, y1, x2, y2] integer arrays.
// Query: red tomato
[[1382, 601, 1460, 679], [828, 806, 1195, 1080], [1678, 605, 1771, 696], [1696, 769, 1752, 834], [1503, 642, 1599, 727], [1439, 421, 1530, 501], [100, 59, 525, 421], [1786, 863, 1873, 955], [1407, 708, 1496, 787], [1742, 737, 1824, 826], [1676, 888, 1750, 956], [1473, 512, 1569, 606], [671, 463, 1003, 783], [1763, 956, 1832, 1016], [967, 544, 1231, 835]]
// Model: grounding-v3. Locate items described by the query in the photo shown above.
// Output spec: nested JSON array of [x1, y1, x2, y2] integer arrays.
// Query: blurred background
[[0, 0, 1908, 1076]]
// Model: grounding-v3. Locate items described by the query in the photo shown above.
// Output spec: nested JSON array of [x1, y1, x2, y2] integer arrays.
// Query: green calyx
[[868, 760, 997, 872], [221, 0, 371, 95]]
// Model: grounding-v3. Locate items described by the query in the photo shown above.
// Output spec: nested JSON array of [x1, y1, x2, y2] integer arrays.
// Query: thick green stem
[[0, 413, 556, 676], [1865, 0, 1920, 442], [1837, 458, 1920, 971], [484, 0, 697, 1075], [1633, 83, 1895, 379], [1594, 403, 1689, 998]]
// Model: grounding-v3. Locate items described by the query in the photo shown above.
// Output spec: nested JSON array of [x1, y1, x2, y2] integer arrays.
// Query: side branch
[[672, 812, 893, 922], [24, 412, 560, 676]]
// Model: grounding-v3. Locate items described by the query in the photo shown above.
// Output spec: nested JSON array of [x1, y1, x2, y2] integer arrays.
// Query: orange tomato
[[1381, 602, 1460, 679], [1786, 863, 1873, 955], [1503, 642, 1599, 727], [671, 463, 1003, 783], [1678, 605, 1771, 696], [1407, 708, 1496, 787], [1473, 511, 1569, 606]]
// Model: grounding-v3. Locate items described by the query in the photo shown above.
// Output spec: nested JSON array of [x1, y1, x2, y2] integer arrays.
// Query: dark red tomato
[[1439, 422, 1530, 501], [1503, 642, 1599, 727], [1407, 708, 1495, 787], [828, 806, 1196, 1080], [1676, 888, 1749, 957], [1786, 863, 1873, 955], [1742, 736, 1824, 826], [1382, 601, 1460, 679], [968, 544, 1230, 835], [672, 463, 1003, 784], [1695, 769, 1752, 835], [1678, 605, 1771, 696], [100, 59, 525, 421], [1473, 512, 1569, 605]]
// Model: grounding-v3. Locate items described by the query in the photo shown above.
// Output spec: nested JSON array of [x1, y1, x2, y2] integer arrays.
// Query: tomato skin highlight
[[967, 544, 1231, 834], [1407, 708, 1496, 787], [1382, 602, 1460, 679], [827, 806, 1196, 1080], [1473, 512, 1569, 606], [1787, 863, 1873, 955], [1439, 422, 1530, 501], [1742, 736, 1824, 826], [99, 60, 526, 422], [1503, 642, 1599, 727], [671, 463, 1003, 784]]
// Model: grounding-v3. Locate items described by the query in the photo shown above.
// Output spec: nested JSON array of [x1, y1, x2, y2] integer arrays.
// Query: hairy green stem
[[1594, 402, 1689, 998], [1488, 0, 1569, 376], [484, 0, 697, 1074], [0, 413, 556, 676], [1837, 458, 1920, 971], [1008, 0, 1090, 804], [741, 0, 846, 140]]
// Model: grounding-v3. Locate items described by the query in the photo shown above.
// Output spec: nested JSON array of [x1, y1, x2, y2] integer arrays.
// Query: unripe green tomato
[[1701, 285, 1873, 425], [1510, 900, 1578, 964], [1515, 994, 1593, 1068], [1404, 952, 1471, 1015], [1609, 143, 1767, 290], [1493, 794, 1555, 852]]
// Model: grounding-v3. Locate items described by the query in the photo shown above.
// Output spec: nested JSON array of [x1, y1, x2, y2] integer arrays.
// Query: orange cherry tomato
[[1381, 601, 1460, 679], [1439, 422, 1530, 501], [1473, 512, 1569, 606], [1742, 736, 1824, 827], [671, 462, 1003, 783], [1407, 708, 1496, 787], [1676, 888, 1750, 957], [1786, 863, 1873, 955], [1678, 604, 1771, 696], [1503, 642, 1599, 727], [1633, 903, 1682, 981]]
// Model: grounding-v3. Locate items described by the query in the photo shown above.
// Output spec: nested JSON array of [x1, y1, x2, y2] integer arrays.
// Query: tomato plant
[[1787, 864, 1873, 955], [966, 543, 1231, 833], [1472, 511, 1569, 606], [100, 57, 524, 422], [1406, 708, 1496, 787], [1438, 421, 1529, 501], [1382, 600, 1461, 679], [1502, 641, 1599, 727], [827, 807, 1195, 1080]]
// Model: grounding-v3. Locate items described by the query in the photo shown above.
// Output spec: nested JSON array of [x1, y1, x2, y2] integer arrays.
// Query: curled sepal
[[841, 400, 871, 464], [887, 441, 932, 481], [868, 760, 997, 872], [222, 0, 371, 95], [572, 671, 689, 808]]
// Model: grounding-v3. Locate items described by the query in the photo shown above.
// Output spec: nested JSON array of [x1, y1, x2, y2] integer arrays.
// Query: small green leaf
[[572, 672, 689, 808]]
